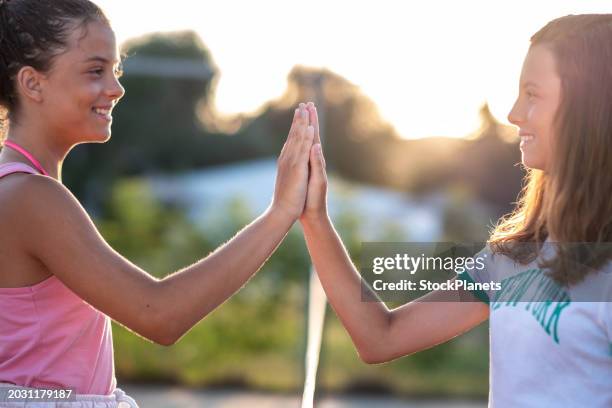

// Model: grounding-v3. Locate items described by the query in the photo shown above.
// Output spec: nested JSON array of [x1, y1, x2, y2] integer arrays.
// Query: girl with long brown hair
[[300, 14, 612, 406]]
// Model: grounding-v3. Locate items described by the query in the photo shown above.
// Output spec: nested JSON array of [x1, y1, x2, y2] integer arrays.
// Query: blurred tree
[[263, 67, 524, 217]]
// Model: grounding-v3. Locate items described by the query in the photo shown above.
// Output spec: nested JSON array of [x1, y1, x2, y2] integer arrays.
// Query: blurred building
[[146, 159, 444, 241]]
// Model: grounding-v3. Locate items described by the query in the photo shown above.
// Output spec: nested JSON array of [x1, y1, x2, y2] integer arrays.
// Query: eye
[[525, 90, 537, 100], [89, 68, 104, 76]]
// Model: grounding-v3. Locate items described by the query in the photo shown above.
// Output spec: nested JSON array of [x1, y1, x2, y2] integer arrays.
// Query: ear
[[15, 66, 45, 104]]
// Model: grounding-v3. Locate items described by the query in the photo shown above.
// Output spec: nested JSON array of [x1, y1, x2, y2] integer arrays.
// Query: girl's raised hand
[[271, 103, 315, 222], [300, 103, 328, 224]]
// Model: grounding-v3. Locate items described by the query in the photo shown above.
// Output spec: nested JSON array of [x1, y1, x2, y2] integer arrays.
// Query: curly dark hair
[[0, 0, 109, 141]]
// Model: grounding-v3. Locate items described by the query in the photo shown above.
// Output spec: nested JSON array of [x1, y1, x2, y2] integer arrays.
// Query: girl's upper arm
[[13, 175, 166, 344]]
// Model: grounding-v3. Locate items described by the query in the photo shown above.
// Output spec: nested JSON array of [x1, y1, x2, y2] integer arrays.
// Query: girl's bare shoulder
[[0, 174, 83, 243], [0, 174, 62, 287]]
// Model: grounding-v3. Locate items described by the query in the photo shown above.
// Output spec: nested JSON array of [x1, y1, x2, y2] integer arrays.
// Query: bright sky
[[96, 0, 611, 139]]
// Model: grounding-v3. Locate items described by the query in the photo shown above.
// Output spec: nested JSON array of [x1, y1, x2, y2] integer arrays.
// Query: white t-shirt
[[457, 243, 612, 408]]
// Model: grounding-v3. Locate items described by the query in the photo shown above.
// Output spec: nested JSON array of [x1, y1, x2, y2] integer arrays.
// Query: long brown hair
[[489, 14, 612, 286]]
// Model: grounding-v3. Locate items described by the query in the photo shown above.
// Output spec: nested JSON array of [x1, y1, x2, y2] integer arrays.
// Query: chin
[[521, 156, 546, 171], [91, 128, 113, 143], [78, 132, 112, 145]]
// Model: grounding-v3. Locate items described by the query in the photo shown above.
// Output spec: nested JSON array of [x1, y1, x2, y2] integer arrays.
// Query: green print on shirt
[[490, 268, 571, 344]]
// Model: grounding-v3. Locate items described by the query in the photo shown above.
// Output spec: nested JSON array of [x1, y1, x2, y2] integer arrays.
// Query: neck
[[0, 125, 70, 183]]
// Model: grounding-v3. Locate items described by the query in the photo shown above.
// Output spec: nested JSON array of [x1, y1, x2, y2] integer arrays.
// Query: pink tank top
[[0, 160, 116, 395]]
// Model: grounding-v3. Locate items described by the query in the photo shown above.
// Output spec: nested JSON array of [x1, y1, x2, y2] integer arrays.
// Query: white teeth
[[93, 108, 110, 115], [520, 135, 535, 142]]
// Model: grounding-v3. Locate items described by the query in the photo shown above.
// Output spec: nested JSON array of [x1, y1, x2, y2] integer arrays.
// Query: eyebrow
[[83, 56, 121, 64], [521, 81, 540, 89]]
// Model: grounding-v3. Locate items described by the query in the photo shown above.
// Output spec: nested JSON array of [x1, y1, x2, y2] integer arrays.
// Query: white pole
[[301, 268, 327, 408], [301, 72, 327, 408]]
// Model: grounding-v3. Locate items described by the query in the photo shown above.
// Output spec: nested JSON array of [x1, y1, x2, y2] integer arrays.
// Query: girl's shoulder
[[0, 169, 58, 209], [0, 171, 59, 288], [0, 171, 76, 242]]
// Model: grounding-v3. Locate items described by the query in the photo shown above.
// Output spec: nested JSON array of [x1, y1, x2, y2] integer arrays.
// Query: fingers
[[289, 106, 300, 134], [284, 103, 314, 161], [299, 125, 315, 163], [280, 107, 300, 156], [309, 143, 327, 179], [294, 103, 309, 133], [281, 104, 308, 157], [289, 104, 310, 143], [320, 144, 326, 168], [306, 103, 321, 145], [293, 105, 310, 152]]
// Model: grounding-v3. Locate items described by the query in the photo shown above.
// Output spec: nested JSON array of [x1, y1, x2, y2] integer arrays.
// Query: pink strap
[[0, 162, 40, 178], [3, 140, 49, 176]]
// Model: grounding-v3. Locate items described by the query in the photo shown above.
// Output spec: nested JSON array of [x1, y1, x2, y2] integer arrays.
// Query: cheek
[[527, 101, 555, 136], [54, 78, 101, 109], [75, 80, 103, 108], [534, 107, 556, 168], [45, 86, 77, 112]]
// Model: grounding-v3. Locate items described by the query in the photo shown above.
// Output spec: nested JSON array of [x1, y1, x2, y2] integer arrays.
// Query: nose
[[507, 98, 523, 126], [107, 76, 125, 103]]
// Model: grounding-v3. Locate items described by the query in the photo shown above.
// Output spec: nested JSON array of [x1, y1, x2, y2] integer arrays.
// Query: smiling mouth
[[92, 107, 112, 120], [520, 135, 534, 142]]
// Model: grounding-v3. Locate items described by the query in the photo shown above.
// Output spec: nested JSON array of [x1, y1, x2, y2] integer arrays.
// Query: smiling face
[[507, 44, 562, 172], [39, 20, 125, 145]]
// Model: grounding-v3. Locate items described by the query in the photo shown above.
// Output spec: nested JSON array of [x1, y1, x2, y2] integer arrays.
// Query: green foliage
[[97, 179, 210, 275], [318, 315, 488, 398]]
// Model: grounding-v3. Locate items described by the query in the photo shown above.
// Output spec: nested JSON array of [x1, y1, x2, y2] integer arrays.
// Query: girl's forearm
[[155, 207, 294, 344], [301, 216, 391, 360]]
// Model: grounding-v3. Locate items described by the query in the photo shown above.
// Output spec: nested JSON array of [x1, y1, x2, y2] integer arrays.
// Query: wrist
[[300, 211, 331, 229], [266, 203, 299, 228]]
